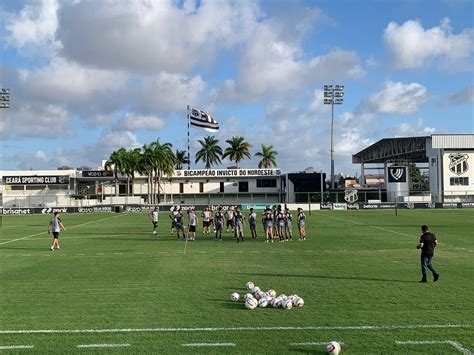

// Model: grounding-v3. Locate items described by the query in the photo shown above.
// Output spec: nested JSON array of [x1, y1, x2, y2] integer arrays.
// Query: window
[[450, 177, 469, 186], [199, 182, 204, 193], [179, 183, 184, 193], [219, 182, 224, 193], [239, 181, 249, 192], [257, 178, 277, 188]]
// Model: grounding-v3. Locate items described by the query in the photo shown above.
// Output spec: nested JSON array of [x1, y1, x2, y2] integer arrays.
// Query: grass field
[[1, 209, 473, 354]]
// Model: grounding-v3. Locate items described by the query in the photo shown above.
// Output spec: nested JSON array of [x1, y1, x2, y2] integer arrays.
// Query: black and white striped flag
[[188, 107, 219, 132]]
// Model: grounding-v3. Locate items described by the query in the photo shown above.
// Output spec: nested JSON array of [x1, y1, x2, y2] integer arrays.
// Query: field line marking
[[0, 213, 128, 246], [0, 345, 34, 349], [182, 343, 235, 347], [396, 340, 472, 354], [0, 324, 472, 334], [290, 341, 344, 346], [77, 343, 130, 348]]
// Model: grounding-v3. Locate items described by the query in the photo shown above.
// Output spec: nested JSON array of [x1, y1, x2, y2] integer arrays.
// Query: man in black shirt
[[416, 225, 439, 283]]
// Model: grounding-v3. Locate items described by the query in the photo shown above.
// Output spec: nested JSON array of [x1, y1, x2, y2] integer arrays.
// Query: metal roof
[[431, 134, 474, 149], [352, 136, 429, 164]]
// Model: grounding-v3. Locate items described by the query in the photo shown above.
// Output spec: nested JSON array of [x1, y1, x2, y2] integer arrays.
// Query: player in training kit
[[284, 208, 293, 241], [275, 206, 285, 241], [187, 209, 198, 241], [149, 206, 159, 236], [174, 209, 185, 239], [225, 207, 234, 232], [169, 206, 179, 234], [248, 208, 257, 239], [297, 207, 306, 240], [417, 225, 440, 283], [214, 207, 225, 240], [48, 211, 66, 250], [202, 207, 212, 235], [234, 207, 245, 243], [263, 207, 274, 243]]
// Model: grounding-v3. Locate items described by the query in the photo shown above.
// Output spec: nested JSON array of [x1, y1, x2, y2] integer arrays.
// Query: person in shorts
[[149, 206, 159, 236], [284, 208, 293, 241], [201, 207, 212, 235], [225, 206, 234, 232], [174, 208, 185, 239], [263, 207, 274, 243], [248, 208, 257, 239], [214, 207, 225, 240], [169, 206, 179, 234], [233, 206, 245, 243], [275, 206, 285, 242], [187, 208, 198, 241], [48, 211, 66, 251], [297, 207, 306, 241]]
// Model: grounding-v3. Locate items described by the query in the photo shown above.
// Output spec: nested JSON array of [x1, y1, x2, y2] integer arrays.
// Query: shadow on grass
[[238, 272, 417, 283], [290, 348, 325, 354]]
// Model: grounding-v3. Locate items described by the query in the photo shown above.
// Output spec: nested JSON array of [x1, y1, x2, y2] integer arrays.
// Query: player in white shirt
[[150, 206, 159, 236], [201, 207, 212, 235]]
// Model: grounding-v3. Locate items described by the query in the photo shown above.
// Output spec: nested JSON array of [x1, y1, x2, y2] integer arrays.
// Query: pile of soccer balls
[[230, 281, 304, 310]]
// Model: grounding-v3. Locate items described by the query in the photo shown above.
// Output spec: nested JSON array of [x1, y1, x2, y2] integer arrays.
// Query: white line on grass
[[77, 343, 130, 348], [182, 343, 235, 347], [0, 213, 128, 246], [396, 340, 472, 354], [290, 341, 344, 346], [0, 345, 34, 349], [0, 324, 471, 334]]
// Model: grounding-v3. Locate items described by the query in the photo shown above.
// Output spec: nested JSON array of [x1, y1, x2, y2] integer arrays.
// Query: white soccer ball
[[265, 293, 273, 302], [252, 286, 261, 294], [231, 292, 240, 302], [288, 294, 298, 303], [278, 294, 287, 301], [294, 297, 304, 307], [327, 341, 341, 355], [282, 299, 293, 309], [256, 291, 266, 300], [267, 289, 276, 298], [244, 293, 254, 301], [271, 297, 282, 308], [245, 297, 258, 310], [258, 298, 268, 308], [246, 281, 255, 290], [153, 230, 157, 235]]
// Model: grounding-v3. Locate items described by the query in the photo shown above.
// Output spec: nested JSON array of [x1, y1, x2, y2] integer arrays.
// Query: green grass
[[1, 209, 473, 354]]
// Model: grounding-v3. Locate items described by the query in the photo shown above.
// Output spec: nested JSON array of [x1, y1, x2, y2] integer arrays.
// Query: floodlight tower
[[323, 84, 344, 189], [0, 88, 11, 109]]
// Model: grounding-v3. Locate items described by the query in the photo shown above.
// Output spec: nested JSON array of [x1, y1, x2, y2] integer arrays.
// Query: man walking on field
[[48, 211, 66, 251], [149, 206, 159, 236], [417, 225, 440, 283]]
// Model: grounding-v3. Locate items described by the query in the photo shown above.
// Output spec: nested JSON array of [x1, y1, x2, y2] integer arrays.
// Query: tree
[[150, 139, 175, 204], [195, 136, 223, 169], [104, 147, 127, 196], [174, 149, 190, 170], [123, 148, 142, 195], [254, 144, 278, 168], [222, 136, 252, 169]]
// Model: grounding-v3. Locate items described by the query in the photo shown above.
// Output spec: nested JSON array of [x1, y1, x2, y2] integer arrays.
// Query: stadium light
[[0, 88, 11, 108], [323, 84, 344, 189]]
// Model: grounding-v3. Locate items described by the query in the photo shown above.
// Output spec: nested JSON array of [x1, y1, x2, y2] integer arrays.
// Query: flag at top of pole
[[188, 106, 219, 132]]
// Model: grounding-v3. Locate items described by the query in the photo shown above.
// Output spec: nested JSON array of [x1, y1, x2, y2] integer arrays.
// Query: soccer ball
[[252, 286, 261, 294], [282, 299, 293, 309], [294, 297, 305, 307], [265, 293, 273, 302], [327, 341, 341, 355], [278, 294, 287, 301], [245, 298, 258, 310], [231, 292, 240, 302], [258, 298, 268, 308], [271, 297, 282, 308], [246, 281, 255, 290], [256, 291, 266, 300], [153, 230, 157, 235], [267, 289, 276, 298], [244, 293, 254, 301]]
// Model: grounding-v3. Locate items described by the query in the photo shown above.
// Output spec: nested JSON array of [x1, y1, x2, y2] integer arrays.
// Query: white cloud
[[115, 113, 166, 131], [442, 84, 474, 106], [5, 0, 61, 55], [384, 18, 473, 69], [0, 104, 73, 139], [361, 81, 429, 115], [391, 118, 436, 137]]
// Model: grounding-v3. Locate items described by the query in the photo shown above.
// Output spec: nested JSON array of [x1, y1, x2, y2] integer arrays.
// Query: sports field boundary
[[1, 323, 472, 334]]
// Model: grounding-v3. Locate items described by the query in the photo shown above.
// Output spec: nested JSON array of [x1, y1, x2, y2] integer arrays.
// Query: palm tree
[[222, 136, 252, 169], [123, 148, 142, 195], [150, 139, 175, 204], [175, 149, 190, 170], [254, 144, 278, 168], [104, 147, 127, 196], [195, 136, 223, 169]]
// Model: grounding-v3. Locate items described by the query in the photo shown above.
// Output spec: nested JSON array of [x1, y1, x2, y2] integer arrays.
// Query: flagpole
[[187, 105, 190, 170]]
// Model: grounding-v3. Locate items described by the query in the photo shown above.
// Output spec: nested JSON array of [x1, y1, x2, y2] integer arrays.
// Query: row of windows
[[179, 179, 277, 193], [449, 177, 469, 186]]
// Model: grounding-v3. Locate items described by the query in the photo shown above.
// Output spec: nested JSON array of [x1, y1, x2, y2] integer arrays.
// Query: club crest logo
[[387, 166, 407, 183], [344, 187, 358, 203], [449, 153, 469, 176]]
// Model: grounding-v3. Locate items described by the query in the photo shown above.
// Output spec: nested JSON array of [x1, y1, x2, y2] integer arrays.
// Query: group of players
[[150, 205, 307, 243]]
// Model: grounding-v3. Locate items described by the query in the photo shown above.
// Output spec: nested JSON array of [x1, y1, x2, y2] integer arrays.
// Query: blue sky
[[0, 0, 473, 175]]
